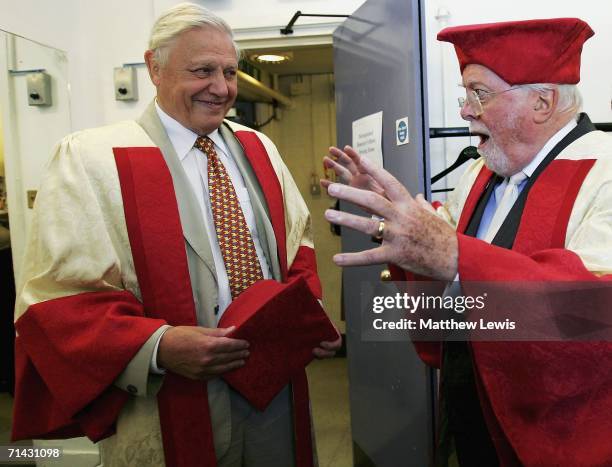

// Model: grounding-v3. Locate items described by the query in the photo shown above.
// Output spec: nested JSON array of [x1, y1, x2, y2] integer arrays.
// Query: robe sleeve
[[282, 176, 321, 300], [13, 132, 167, 441]]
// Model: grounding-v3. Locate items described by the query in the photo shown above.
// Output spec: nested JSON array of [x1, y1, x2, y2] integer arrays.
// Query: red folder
[[219, 278, 338, 411]]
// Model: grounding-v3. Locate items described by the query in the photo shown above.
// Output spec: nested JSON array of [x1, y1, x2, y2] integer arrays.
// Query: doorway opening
[[237, 41, 352, 466]]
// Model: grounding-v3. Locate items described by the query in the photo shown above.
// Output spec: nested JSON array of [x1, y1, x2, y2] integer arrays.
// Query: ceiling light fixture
[[251, 53, 293, 64]]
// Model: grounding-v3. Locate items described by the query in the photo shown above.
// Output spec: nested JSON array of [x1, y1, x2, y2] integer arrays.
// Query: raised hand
[[322, 145, 386, 196], [323, 156, 458, 281]]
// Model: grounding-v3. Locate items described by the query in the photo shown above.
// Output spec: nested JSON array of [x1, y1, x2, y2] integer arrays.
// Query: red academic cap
[[219, 277, 338, 411], [437, 18, 594, 85]]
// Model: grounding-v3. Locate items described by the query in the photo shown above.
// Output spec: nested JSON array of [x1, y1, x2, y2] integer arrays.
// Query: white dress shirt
[[155, 102, 272, 317], [150, 102, 272, 373]]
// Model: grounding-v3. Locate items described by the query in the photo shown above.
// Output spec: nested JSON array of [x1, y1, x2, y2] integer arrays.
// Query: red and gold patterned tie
[[194, 136, 264, 298]]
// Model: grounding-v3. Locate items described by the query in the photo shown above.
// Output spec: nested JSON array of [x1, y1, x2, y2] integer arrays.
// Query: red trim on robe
[[13, 291, 165, 442], [115, 147, 216, 467], [456, 166, 494, 234], [233, 131, 288, 279], [512, 159, 596, 253], [233, 130, 323, 298], [456, 158, 612, 466], [234, 130, 319, 467], [288, 245, 322, 299]]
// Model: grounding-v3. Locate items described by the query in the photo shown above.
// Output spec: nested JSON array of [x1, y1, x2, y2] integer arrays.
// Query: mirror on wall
[[0, 30, 72, 283], [0, 32, 100, 467]]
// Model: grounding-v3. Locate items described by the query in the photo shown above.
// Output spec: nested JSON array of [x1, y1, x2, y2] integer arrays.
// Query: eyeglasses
[[458, 85, 524, 116]]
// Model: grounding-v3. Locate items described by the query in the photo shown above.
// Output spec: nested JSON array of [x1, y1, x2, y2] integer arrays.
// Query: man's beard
[[477, 137, 512, 176], [473, 113, 521, 177]]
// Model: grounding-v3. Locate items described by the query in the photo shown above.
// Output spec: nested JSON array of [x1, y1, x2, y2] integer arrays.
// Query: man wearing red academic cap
[[12, 3, 339, 467], [324, 18, 612, 466]]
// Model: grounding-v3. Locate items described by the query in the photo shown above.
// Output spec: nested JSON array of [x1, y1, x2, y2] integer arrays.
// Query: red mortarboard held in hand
[[437, 18, 594, 84]]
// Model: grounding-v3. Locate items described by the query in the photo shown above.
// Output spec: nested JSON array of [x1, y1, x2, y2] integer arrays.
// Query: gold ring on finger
[[375, 220, 385, 240]]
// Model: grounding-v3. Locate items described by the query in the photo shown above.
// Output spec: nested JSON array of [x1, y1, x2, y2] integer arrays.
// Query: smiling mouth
[[194, 99, 225, 109]]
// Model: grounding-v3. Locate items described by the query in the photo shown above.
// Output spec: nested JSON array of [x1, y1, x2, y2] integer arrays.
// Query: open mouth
[[470, 130, 490, 148]]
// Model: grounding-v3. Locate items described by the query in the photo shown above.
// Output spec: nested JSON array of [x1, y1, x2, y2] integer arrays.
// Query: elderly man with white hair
[[324, 17, 612, 467], [12, 3, 340, 466]]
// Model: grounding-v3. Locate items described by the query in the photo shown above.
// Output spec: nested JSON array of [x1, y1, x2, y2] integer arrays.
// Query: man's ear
[[533, 86, 557, 124], [144, 50, 161, 86]]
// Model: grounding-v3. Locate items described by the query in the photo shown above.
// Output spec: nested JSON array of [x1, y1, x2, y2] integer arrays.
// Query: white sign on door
[[352, 111, 383, 167]]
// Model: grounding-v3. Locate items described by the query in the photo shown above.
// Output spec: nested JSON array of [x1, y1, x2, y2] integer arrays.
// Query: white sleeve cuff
[[150, 326, 171, 374]]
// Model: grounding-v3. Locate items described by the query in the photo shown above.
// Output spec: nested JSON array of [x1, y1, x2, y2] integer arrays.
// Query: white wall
[[0, 0, 366, 131], [0, 0, 366, 287], [1, 0, 611, 274], [0, 0, 77, 51]]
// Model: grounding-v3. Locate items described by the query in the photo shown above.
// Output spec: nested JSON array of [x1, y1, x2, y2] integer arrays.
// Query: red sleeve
[[12, 291, 166, 442], [458, 234, 612, 466], [287, 245, 322, 299], [458, 233, 607, 281]]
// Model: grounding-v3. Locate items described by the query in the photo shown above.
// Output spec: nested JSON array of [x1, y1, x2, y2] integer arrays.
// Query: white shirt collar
[[521, 118, 577, 177], [154, 100, 224, 160]]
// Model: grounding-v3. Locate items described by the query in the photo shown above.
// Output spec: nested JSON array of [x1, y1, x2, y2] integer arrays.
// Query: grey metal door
[[333, 0, 434, 465]]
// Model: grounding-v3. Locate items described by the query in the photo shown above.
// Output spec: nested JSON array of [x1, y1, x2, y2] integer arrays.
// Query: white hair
[[148, 2, 240, 66], [523, 83, 583, 117]]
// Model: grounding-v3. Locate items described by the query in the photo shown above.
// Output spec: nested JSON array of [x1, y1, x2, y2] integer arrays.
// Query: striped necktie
[[194, 136, 264, 298]]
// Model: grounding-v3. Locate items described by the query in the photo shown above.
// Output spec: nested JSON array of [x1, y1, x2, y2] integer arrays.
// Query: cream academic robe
[[14, 102, 318, 466]]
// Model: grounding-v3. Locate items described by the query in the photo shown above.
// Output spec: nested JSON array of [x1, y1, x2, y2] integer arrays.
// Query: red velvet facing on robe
[[408, 158, 612, 466], [459, 159, 612, 466], [114, 147, 217, 467], [234, 130, 322, 299], [235, 130, 326, 467], [13, 291, 164, 442]]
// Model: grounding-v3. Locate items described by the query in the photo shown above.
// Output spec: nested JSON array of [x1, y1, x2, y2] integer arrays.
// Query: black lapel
[[463, 173, 502, 237]]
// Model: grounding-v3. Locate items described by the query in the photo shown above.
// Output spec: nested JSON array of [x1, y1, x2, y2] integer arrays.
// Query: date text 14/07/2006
[[372, 318, 516, 331]]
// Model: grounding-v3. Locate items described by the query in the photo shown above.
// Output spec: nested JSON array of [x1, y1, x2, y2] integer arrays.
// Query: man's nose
[[460, 99, 477, 121], [209, 71, 229, 97]]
